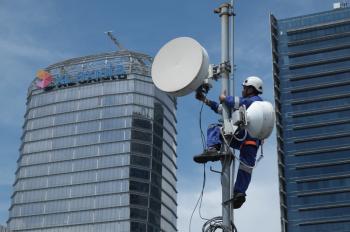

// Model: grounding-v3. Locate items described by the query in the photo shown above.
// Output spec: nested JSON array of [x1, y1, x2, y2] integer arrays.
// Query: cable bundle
[[188, 101, 238, 232], [202, 216, 237, 232]]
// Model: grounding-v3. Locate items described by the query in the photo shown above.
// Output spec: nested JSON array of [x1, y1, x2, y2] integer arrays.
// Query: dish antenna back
[[151, 37, 210, 96]]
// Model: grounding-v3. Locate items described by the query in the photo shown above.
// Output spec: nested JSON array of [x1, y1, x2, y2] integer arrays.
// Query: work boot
[[233, 192, 246, 209], [193, 147, 221, 164]]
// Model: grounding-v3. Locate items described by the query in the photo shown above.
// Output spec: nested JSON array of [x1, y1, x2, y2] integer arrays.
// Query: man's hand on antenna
[[195, 91, 206, 102], [195, 90, 211, 106], [219, 90, 227, 103]]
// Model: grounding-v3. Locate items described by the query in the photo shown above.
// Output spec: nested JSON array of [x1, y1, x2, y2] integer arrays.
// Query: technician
[[193, 76, 263, 209]]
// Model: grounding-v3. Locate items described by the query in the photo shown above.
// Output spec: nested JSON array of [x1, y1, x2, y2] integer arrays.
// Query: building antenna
[[105, 31, 126, 51]]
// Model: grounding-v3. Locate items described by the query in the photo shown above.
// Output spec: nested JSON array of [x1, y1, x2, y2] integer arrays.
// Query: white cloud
[[235, 180, 280, 232], [0, 38, 70, 63], [0, 1, 74, 127], [0, 37, 73, 127], [177, 142, 280, 232], [178, 176, 280, 232], [177, 176, 223, 232], [178, 178, 281, 231]]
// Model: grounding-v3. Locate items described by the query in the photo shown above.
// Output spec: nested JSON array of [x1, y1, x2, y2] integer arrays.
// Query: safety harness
[[239, 140, 257, 149]]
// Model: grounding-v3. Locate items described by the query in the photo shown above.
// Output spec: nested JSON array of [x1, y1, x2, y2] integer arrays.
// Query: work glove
[[195, 91, 206, 102]]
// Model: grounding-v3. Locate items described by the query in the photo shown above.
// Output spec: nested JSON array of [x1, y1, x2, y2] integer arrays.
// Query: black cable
[[189, 164, 207, 232], [198, 163, 210, 221], [194, 94, 239, 232], [199, 101, 206, 151], [189, 98, 211, 231], [202, 216, 238, 232], [198, 96, 212, 220]]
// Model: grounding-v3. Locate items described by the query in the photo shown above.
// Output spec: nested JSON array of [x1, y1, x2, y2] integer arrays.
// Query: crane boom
[[105, 31, 125, 51]]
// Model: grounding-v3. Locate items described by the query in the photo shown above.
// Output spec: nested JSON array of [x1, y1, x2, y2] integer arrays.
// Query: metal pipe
[[230, 0, 235, 98], [230, 1, 236, 230], [215, 3, 234, 231]]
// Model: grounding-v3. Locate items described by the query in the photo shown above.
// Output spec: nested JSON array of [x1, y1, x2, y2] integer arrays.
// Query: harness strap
[[239, 163, 253, 174], [240, 140, 257, 149]]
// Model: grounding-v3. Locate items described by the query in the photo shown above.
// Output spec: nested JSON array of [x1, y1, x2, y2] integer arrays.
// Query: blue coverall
[[207, 95, 262, 194]]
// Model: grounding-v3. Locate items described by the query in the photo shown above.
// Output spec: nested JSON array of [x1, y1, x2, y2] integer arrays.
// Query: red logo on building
[[36, 70, 53, 89]]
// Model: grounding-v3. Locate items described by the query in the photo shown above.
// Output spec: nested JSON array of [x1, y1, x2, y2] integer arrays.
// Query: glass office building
[[7, 50, 177, 232], [270, 6, 350, 232]]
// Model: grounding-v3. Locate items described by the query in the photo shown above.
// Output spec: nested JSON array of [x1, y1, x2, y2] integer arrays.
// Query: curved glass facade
[[8, 51, 177, 232], [271, 7, 350, 232]]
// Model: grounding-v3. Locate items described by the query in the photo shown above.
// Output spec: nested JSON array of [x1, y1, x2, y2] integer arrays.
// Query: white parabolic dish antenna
[[151, 37, 209, 96], [245, 101, 275, 140]]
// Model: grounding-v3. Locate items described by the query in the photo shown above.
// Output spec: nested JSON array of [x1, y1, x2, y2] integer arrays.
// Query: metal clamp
[[208, 61, 232, 81], [219, 61, 232, 74], [214, 3, 234, 17]]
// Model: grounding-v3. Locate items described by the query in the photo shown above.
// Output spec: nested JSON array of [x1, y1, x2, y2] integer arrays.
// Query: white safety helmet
[[242, 76, 263, 94]]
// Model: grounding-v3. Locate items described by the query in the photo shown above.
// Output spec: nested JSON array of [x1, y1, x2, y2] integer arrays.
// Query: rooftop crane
[[105, 31, 126, 51]]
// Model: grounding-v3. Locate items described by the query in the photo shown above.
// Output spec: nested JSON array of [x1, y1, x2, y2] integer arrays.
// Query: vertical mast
[[215, 3, 234, 231]]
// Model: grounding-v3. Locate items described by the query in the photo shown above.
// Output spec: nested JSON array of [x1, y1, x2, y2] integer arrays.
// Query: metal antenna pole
[[215, 3, 234, 231], [229, 0, 235, 99], [229, 1, 236, 229]]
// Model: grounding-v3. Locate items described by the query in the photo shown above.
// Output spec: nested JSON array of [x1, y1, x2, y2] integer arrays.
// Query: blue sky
[[0, 0, 338, 231]]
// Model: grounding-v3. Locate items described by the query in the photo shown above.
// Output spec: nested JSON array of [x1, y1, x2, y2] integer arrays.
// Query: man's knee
[[207, 124, 222, 147], [208, 123, 221, 129], [239, 163, 253, 174], [240, 145, 258, 166]]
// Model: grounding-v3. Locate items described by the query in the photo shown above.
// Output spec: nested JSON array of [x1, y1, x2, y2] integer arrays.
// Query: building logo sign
[[36, 65, 127, 90], [36, 70, 54, 89]]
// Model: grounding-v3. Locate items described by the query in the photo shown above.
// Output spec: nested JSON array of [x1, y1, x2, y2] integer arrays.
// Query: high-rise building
[[270, 5, 350, 232], [7, 50, 177, 232]]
